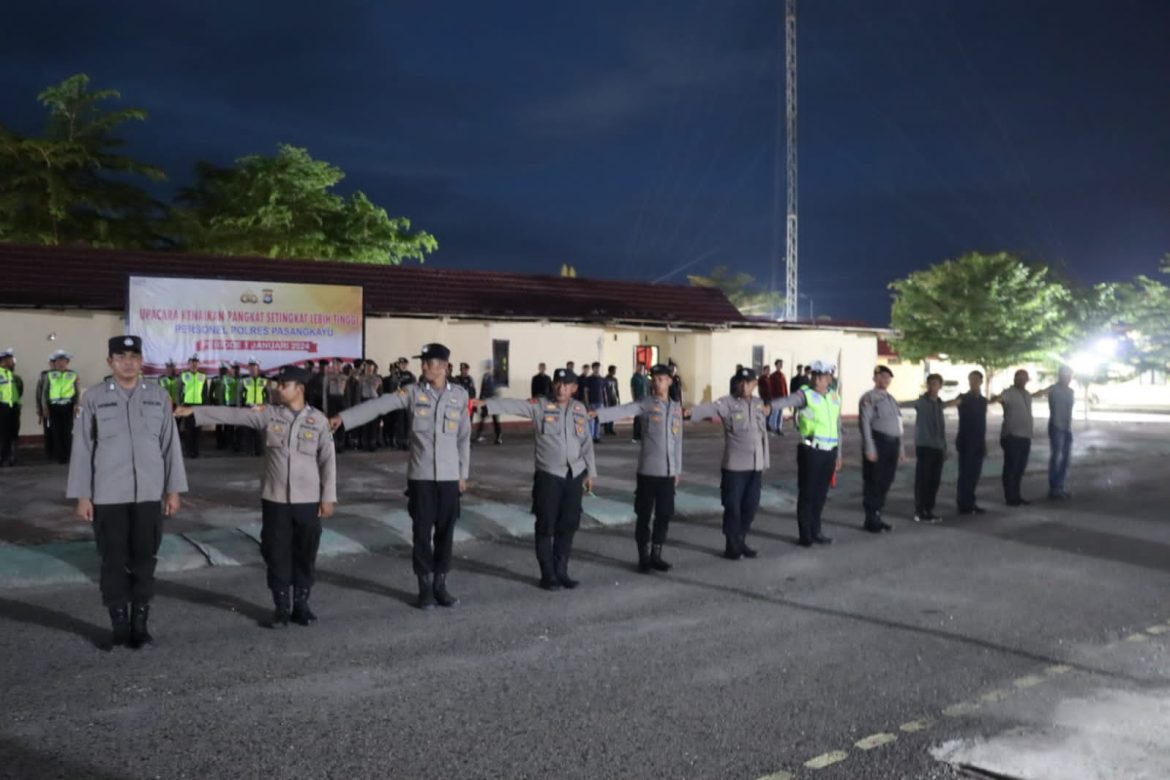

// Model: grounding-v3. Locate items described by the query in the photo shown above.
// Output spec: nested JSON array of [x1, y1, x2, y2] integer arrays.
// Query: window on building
[[492, 340, 509, 387], [635, 345, 658, 370], [751, 345, 765, 372]]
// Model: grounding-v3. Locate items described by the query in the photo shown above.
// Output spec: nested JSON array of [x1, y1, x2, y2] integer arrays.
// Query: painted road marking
[[1013, 674, 1046, 688], [942, 701, 981, 717], [855, 732, 897, 751], [1146, 625, 1169, 635], [804, 751, 849, 769], [979, 689, 1012, 704], [755, 771, 794, 780], [1124, 633, 1150, 643], [1045, 664, 1072, 675], [900, 719, 933, 733]]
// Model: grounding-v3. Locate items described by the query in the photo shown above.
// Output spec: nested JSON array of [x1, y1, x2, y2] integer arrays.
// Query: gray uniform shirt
[[690, 395, 771, 472], [859, 388, 903, 456], [913, 395, 946, 450], [595, 396, 683, 477], [1048, 384, 1075, 430], [341, 382, 471, 481], [488, 397, 597, 479], [1000, 387, 1034, 439], [195, 405, 337, 504], [66, 379, 188, 504]]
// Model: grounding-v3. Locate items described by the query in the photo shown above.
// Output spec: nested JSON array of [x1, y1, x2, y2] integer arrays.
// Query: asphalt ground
[[2, 417, 1169, 779]]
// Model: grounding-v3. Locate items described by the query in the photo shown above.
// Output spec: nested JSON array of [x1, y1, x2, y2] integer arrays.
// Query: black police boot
[[650, 544, 673, 571], [536, 537, 560, 591], [739, 536, 758, 558], [271, 588, 291, 628], [723, 535, 742, 560], [554, 555, 579, 589], [291, 588, 317, 626], [129, 603, 153, 648], [637, 544, 652, 573], [416, 575, 436, 610], [432, 574, 459, 608], [108, 604, 131, 648]]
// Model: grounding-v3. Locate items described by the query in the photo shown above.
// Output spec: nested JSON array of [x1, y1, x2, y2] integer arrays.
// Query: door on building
[[751, 345, 765, 372], [635, 345, 658, 370]]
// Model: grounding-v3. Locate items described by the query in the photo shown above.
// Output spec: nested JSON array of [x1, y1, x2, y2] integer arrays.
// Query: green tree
[[171, 144, 436, 264], [688, 265, 784, 316], [889, 251, 1074, 376], [0, 74, 166, 247]]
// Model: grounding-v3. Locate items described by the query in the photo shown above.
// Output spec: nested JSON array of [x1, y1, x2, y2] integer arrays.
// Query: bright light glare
[[1070, 351, 1097, 374], [1092, 337, 1117, 359]]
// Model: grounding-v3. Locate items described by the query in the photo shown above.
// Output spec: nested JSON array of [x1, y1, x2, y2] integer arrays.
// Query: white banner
[[127, 275, 363, 372]]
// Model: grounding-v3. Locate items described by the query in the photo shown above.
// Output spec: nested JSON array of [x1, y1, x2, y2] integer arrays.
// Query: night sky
[[4, 1, 1169, 325]]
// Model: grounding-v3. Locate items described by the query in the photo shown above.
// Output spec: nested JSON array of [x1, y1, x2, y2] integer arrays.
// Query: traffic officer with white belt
[[770, 360, 843, 547], [689, 367, 771, 560], [41, 349, 80, 464], [66, 336, 187, 649], [482, 368, 596, 591], [858, 365, 903, 533], [176, 365, 336, 627], [593, 364, 681, 573], [331, 343, 470, 610], [177, 354, 208, 458]]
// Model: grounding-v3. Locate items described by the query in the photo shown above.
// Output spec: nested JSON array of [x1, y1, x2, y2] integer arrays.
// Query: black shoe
[[494, 436, 503, 445], [880, 522, 893, 531], [798, 538, 813, 548], [416, 575, 436, 609], [291, 588, 317, 625], [1018, 499, 1031, 505], [738, 537, 758, 558], [271, 588, 291, 628], [637, 544, 652, 573], [539, 576, 562, 591], [863, 522, 883, 534], [432, 574, 459, 608], [1005, 500, 1023, 507], [129, 603, 153, 648], [723, 537, 743, 560], [554, 556, 579, 589], [973, 506, 987, 514], [650, 544, 673, 571], [813, 534, 833, 545], [108, 604, 130, 647]]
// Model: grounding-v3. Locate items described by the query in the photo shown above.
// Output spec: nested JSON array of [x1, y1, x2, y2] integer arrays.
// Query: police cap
[[650, 364, 672, 377], [414, 343, 451, 362], [553, 368, 578, 385], [108, 336, 142, 356], [275, 366, 311, 386]]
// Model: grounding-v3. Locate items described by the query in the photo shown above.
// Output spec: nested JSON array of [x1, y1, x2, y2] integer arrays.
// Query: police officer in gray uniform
[[483, 368, 596, 590], [859, 365, 903, 533], [594, 364, 682, 573], [66, 336, 188, 649], [332, 343, 471, 609], [689, 367, 771, 560], [176, 365, 337, 627]]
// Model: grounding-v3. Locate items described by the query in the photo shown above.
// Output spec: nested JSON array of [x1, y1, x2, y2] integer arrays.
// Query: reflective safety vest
[[242, 376, 266, 406], [219, 376, 238, 405], [0, 367, 13, 405], [160, 375, 179, 403], [47, 370, 78, 403], [181, 371, 207, 405], [798, 387, 841, 449]]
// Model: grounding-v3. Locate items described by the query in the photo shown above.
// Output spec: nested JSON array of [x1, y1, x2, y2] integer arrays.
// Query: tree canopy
[[0, 74, 165, 247], [688, 265, 784, 317], [889, 252, 1074, 373]]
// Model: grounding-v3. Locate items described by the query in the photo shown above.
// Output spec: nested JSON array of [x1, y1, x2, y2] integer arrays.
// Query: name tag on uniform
[[544, 415, 556, 422], [416, 408, 429, 417], [306, 416, 316, 424], [271, 424, 285, 433], [545, 403, 557, 411]]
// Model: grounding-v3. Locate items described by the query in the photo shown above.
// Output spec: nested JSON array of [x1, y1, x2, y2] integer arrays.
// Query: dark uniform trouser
[[260, 500, 323, 590], [914, 445, 945, 515], [477, 408, 501, 439], [862, 432, 900, 526], [180, 411, 201, 457], [0, 403, 18, 464], [407, 480, 461, 576], [797, 445, 837, 543], [532, 469, 584, 572], [1001, 435, 1031, 503], [632, 416, 643, 441], [955, 438, 984, 512], [634, 474, 675, 546], [390, 410, 410, 448], [48, 403, 75, 463], [719, 469, 762, 540], [215, 419, 233, 450], [93, 502, 163, 606]]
